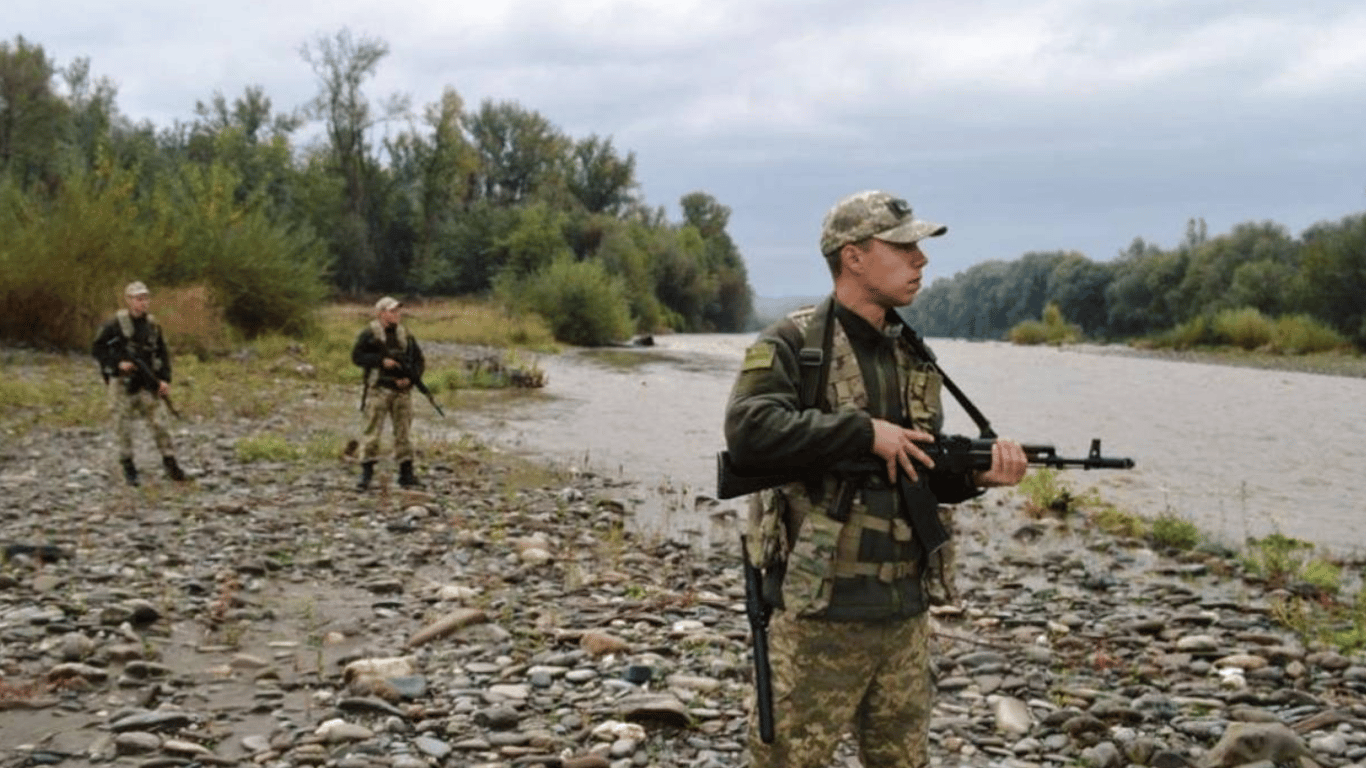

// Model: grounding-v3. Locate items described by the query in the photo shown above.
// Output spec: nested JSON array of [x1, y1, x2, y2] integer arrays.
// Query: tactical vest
[[751, 296, 945, 621], [115, 309, 167, 379], [367, 319, 411, 388]]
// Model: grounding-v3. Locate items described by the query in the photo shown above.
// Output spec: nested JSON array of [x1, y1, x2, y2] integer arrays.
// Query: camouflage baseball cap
[[375, 296, 402, 312], [124, 281, 150, 297], [819, 191, 947, 256]]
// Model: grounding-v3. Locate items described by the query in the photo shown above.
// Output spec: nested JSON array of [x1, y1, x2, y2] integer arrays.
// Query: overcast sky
[[12, 0, 1366, 297]]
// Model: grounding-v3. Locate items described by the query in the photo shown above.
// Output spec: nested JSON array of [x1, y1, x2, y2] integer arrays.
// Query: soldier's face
[[851, 239, 929, 307], [379, 308, 401, 327], [126, 294, 150, 317]]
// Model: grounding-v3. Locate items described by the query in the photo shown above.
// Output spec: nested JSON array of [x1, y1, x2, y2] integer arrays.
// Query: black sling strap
[[797, 295, 997, 440]]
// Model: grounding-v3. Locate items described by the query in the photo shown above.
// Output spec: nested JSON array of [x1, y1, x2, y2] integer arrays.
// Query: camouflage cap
[[375, 296, 402, 312], [124, 281, 150, 297], [819, 190, 947, 256]]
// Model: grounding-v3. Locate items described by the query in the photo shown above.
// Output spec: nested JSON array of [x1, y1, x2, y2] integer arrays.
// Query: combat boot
[[163, 456, 188, 482], [398, 460, 422, 488], [357, 461, 376, 491], [120, 457, 139, 487]]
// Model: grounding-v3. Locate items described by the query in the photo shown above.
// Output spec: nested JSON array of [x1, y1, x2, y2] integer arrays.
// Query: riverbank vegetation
[[0, 30, 752, 352], [1020, 467, 1366, 654], [905, 216, 1366, 355]]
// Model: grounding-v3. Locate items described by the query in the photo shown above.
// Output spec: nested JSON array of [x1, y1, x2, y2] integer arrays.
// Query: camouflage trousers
[[361, 387, 414, 463], [108, 380, 175, 460], [748, 610, 932, 768]]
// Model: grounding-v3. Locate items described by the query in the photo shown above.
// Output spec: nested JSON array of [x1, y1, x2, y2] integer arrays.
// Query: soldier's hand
[[157, 381, 170, 397], [871, 419, 935, 483], [118, 361, 135, 374], [395, 378, 411, 390], [973, 439, 1028, 488], [382, 357, 399, 369]]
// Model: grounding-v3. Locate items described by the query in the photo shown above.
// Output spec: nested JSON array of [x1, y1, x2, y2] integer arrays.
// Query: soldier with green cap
[[91, 281, 190, 486], [351, 296, 426, 490], [724, 191, 1028, 768]]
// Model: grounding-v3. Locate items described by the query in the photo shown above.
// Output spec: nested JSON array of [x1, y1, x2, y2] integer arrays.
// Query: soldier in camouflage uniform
[[724, 191, 1028, 768], [351, 296, 425, 490], [91, 281, 189, 486]]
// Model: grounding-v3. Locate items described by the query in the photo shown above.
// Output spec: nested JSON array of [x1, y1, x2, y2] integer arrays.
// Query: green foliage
[[1273, 314, 1349, 354], [1210, 307, 1274, 349], [1241, 533, 1316, 587], [234, 433, 303, 463], [1007, 302, 1083, 345], [496, 257, 633, 346], [1148, 512, 1201, 552], [1090, 506, 1148, 539], [1016, 468, 1079, 516]]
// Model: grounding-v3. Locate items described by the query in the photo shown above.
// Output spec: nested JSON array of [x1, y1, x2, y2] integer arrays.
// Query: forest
[[902, 214, 1366, 351], [0, 30, 753, 348]]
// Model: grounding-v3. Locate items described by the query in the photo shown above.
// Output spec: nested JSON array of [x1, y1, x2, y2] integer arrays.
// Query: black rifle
[[393, 358, 444, 417], [108, 337, 181, 419], [740, 534, 776, 745], [716, 436, 1134, 501]]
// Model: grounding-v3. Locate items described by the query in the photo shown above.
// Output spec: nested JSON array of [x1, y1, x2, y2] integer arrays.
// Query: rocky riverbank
[[3, 351, 1366, 768]]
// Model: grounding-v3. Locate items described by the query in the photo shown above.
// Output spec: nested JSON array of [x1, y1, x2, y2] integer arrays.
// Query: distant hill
[[750, 295, 825, 330]]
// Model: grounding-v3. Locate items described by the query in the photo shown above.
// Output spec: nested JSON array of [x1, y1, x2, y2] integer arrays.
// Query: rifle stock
[[716, 436, 1134, 500]]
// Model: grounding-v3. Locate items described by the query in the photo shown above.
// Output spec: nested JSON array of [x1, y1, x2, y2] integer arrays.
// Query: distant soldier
[[351, 296, 425, 490], [91, 281, 189, 486]]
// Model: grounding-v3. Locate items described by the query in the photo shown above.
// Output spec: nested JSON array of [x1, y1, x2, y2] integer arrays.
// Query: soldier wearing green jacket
[[91, 281, 189, 486], [351, 296, 425, 490], [725, 191, 1028, 768]]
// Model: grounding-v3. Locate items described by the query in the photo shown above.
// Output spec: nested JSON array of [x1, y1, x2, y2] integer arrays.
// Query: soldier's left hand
[[974, 439, 1027, 487]]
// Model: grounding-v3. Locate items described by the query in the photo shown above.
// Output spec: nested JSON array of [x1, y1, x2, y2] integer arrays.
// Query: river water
[[446, 334, 1366, 554]]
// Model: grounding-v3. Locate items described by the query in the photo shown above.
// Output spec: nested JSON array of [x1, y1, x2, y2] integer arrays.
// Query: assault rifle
[[106, 337, 181, 419], [741, 534, 776, 745], [716, 436, 1134, 501], [360, 347, 445, 417]]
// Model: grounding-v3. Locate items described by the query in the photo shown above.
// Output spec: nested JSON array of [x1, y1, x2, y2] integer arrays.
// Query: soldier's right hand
[[871, 419, 936, 483], [118, 360, 135, 374]]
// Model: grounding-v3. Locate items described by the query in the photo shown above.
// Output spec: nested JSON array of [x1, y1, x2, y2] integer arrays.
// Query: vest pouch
[[905, 366, 943, 429], [922, 505, 958, 607]]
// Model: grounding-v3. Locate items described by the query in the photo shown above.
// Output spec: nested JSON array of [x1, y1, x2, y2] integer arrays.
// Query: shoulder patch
[[742, 341, 777, 372]]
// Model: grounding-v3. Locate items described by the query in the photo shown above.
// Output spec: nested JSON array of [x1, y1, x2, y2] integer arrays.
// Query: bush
[[1211, 307, 1274, 349], [1273, 314, 1349, 354], [1149, 512, 1201, 551], [1155, 316, 1211, 350], [496, 257, 633, 347], [1008, 303, 1082, 345]]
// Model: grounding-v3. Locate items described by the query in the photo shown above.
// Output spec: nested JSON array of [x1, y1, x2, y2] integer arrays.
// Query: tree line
[[902, 214, 1366, 350], [0, 30, 753, 348]]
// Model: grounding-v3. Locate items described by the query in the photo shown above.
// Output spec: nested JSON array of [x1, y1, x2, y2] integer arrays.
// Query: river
[[446, 334, 1366, 555]]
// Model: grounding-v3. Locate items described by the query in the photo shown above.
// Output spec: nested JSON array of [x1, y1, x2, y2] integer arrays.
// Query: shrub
[[1211, 307, 1274, 350], [1007, 303, 1082, 346], [1272, 314, 1349, 354], [1149, 512, 1201, 551], [1241, 533, 1315, 586], [234, 434, 302, 463], [1157, 316, 1211, 350], [496, 257, 633, 347]]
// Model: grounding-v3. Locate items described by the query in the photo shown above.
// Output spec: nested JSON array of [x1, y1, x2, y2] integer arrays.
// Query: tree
[[299, 28, 410, 292], [0, 35, 66, 189], [566, 134, 637, 215], [466, 99, 568, 206]]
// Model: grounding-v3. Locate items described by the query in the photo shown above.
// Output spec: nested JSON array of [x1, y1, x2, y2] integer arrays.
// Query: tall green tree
[[466, 99, 568, 206], [0, 35, 66, 189], [299, 27, 410, 292]]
